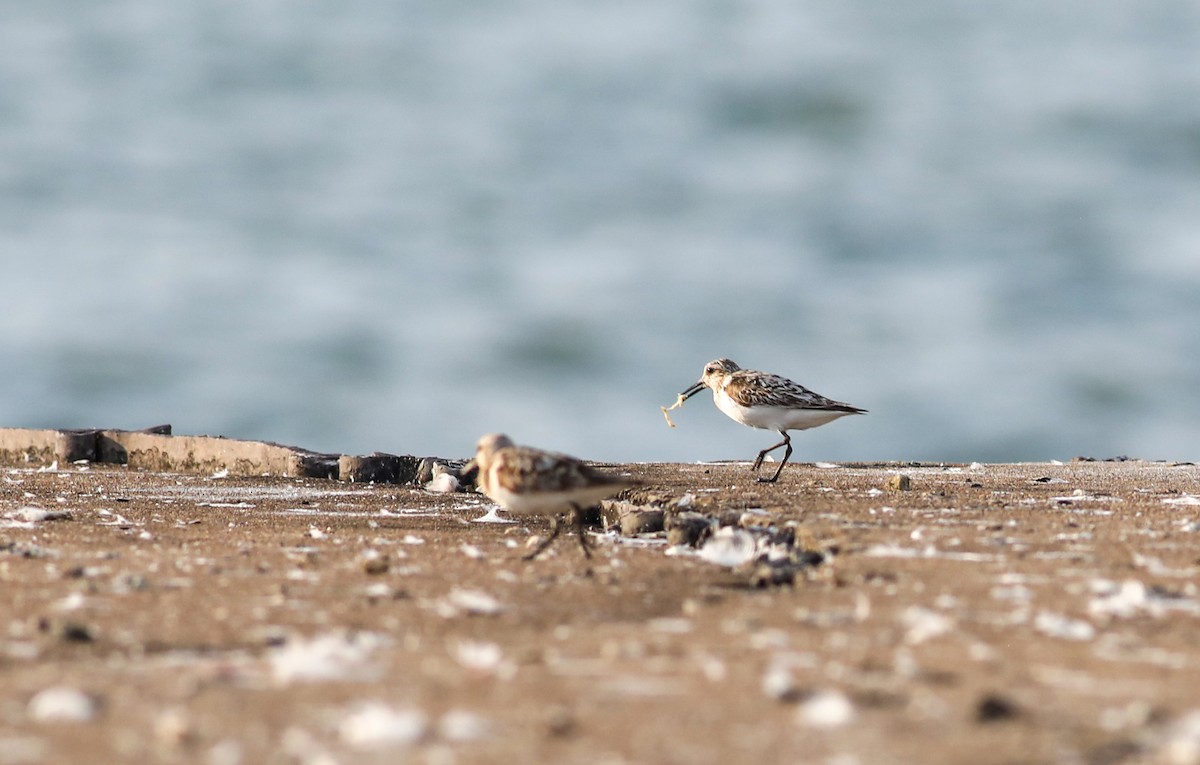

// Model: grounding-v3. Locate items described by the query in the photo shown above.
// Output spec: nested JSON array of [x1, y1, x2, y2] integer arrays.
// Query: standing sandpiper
[[465, 433, 638, 560], [676, 359, 866, 483]]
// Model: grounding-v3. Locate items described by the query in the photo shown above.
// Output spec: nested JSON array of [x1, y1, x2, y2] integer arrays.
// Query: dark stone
[[976, 693, 1019, 722], [665, 512, 712, 547]]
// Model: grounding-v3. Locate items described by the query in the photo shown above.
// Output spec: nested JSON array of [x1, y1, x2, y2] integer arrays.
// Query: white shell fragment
[[437, 709, 490, 743], [1163, 494, 1200, 506], [795, 689, 855, 728], [443, 588, 504, 616], [268, 632, 388, 684], [10, 507, 72, 523], [338, 704, 427, 749], [28, 687, 99, 722], [901, 606, 956, 645], [697, 527, 758, 568], [1033, 612, 1096, 642], [426, 473, 459, 493]]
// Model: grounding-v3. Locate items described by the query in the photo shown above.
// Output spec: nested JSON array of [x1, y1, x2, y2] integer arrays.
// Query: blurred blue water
[[2, 1, 1198, 463]]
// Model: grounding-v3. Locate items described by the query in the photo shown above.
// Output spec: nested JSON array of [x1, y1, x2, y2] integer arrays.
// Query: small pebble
[[665, 512, 712, 547], [362, 553, 390, 575], [544, 706, 576, 738], [762, 663, 801, 702], [620, 509, 665, 536], [154, 708, 195, 746], [976, 693, 1019, 723]]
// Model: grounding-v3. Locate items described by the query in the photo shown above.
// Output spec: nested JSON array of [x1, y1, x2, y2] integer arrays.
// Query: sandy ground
[[2, 458, 1200, 765]]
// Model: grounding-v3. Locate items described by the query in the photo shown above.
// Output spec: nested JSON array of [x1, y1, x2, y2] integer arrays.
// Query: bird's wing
[[727, 371, 866, 413]]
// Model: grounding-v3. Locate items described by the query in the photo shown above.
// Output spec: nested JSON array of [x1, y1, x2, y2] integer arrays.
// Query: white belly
[[714, 390, 852, 432], [485, 482, 623, 518]]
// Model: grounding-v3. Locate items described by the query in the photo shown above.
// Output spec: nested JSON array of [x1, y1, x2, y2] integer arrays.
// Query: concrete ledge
[[0, 426, 422, 483]]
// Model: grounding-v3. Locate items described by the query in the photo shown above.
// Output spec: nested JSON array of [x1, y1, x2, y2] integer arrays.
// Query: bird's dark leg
[[522, 515, 564, 561], [752, 432, 791, 474], [755, 432, 793, 483], [569, 503, 593, 560]]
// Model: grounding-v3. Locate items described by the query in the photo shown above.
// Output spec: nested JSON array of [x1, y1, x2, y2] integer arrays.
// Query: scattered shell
[[338, 704, 427, 749], [901, 606, 955, 645], [445, 588, 504, 616], [10, 507, 72, 523], [697, 527, 758, 568], [795, 689, 855, 728], [154, 707, 196, 746], [1162, 495, 1200, 506], [459, 543, 485, 560], [438, 710, 490, 743], [1159, 709, 1200, 765], [1033, 611, 1095, 641], [28, 686, 99, 722], [762, 662, 801, 702], [453, 640, 506, 674], [426, 473, 459, 493], [268, 632, 388, 684], [472, 507, 512, 524]]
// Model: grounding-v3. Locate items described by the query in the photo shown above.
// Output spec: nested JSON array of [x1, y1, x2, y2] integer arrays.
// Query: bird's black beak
[[680, 380, 706, 401]]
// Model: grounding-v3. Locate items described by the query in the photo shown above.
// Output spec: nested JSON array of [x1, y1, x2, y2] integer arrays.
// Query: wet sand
[[2, 459, 1199, 764]]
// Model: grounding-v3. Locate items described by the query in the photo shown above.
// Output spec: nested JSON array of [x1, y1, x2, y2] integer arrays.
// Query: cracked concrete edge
[[0, 426, 421, 484]]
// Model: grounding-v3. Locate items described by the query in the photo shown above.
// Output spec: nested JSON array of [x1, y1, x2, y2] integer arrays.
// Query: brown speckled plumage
[[466, 433, 638, 560], [680, 358, 867, 483]]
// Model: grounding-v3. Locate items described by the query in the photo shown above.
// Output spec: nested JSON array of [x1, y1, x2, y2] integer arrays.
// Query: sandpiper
[[677, 359, 866, 483], [464, 433, 638, 560]]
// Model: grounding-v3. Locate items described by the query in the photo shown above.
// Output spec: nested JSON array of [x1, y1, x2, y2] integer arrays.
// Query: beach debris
[[7, 507, 72, 523], [1163, 494, 1200, 506], [472, 505, 513, 523], [453, 640, 515, 679], [426, 470, 459, 493], [795, 689, 855, 728], [666, 511, 713, 547], [27, 686, 99, 723], [268, 631, 388, 684], [697, 527, 758, 567], [442, 588, 504, 617], [459, 543, 486, 560], [154, 707, 196, 747], [1033, 612, 1095, 641], [1158, 709, 1200, 765], [901, 606, 956, 645], [438, 709, 490, 743], [338, 703, 428, 749], [762, 657, 803, 702]]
